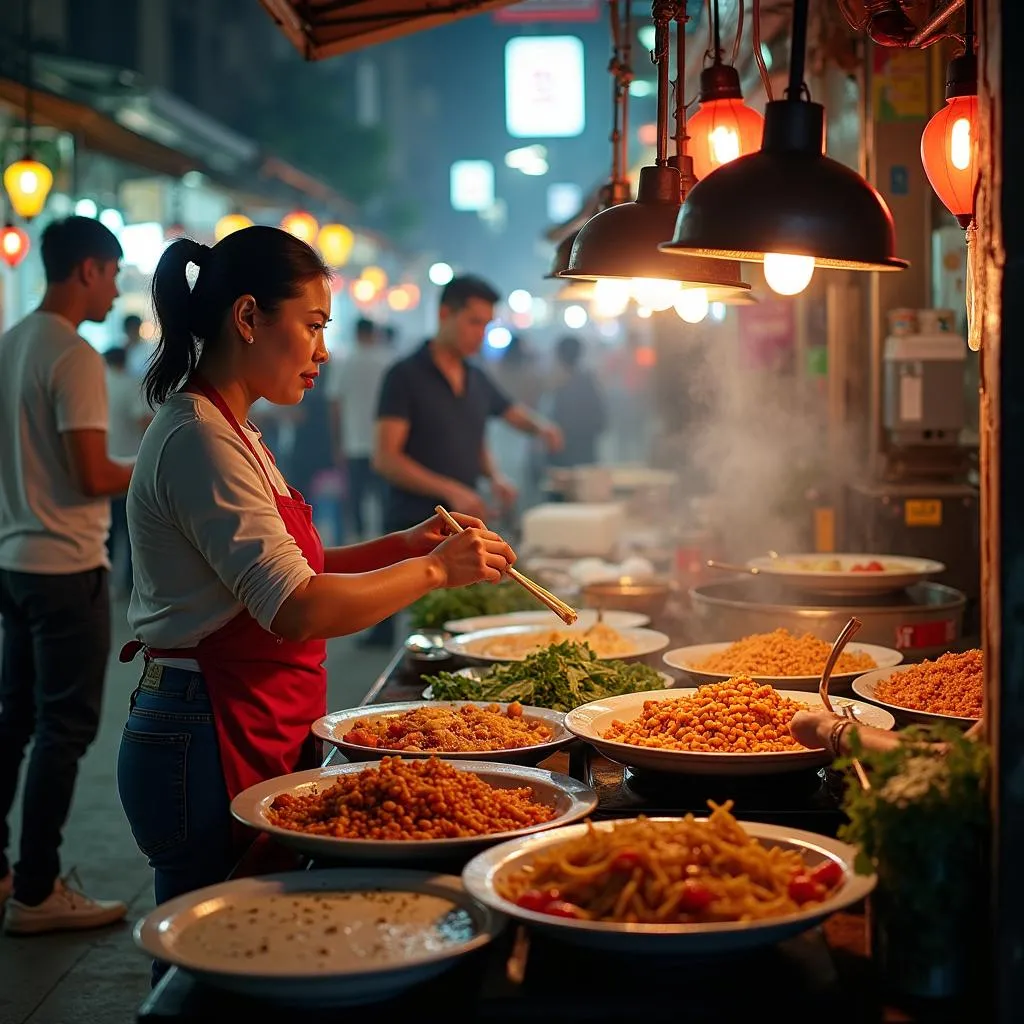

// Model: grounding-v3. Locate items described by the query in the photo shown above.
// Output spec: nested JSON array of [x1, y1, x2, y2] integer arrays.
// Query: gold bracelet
[[827, 719, 852, 758]]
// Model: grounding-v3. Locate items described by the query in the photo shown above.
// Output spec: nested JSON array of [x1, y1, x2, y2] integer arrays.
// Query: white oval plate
[[231, 761, 598, 862], [445, 624, 670, 664], [851, 664, 980, 728], [745, 553, 945, 596], [663, 642, 903, 693], [134, 869, 503, 1006], [312, 701, 573, 766], [421, 667, 676, 702], [463, 818, 875, 953], [443, 609, 650, 634], [564, 688, 895, 776]]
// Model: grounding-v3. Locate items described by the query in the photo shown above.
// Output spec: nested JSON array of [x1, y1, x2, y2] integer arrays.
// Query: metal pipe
[[909, 0, 966, 47], [787, 0, 809, 99]]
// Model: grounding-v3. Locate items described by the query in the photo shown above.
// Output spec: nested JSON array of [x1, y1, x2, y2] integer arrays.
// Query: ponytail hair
[[145, 227, 331, 408]]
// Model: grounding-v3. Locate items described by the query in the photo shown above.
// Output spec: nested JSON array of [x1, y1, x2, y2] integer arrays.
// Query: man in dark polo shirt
[[366, 275, 562, 645]]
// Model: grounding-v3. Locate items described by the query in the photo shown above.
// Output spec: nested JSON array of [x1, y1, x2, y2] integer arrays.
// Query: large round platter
[[564, 688, 895, 776], [134, 869, 503, 1006], [312, 701, 573, 766], [463, 818, 875, 953], [420, 666, 676, 702], [231, 761, 598, 862], [851, 664, 979, 728], [444, 624, 670, 664], [745, 553, 945, 596], [663, 641, 903, 693], [443, 608, 650, 634]]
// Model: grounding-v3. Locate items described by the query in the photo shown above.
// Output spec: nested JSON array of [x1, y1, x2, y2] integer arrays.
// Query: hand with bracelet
[[790, 710, 903, 756]]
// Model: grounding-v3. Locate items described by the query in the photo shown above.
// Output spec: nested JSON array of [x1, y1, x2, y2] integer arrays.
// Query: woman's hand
[[428, 527, 516, 588], [402, 510, 488, 556]]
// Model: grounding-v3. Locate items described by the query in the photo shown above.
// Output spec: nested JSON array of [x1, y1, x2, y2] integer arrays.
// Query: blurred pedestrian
[[546, 335, 608, 468], [0, 216, 132, 933]]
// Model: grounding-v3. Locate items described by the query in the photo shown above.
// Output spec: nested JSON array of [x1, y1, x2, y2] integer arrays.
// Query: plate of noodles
[[744, 553, 945, 596], [231, 757, 598, 862], [462, 809, 876, 953], [663, 629, 903, 693], [564, 682, 895, 775], [851, 649, 982, 728], [443, 609, 650, 634], [444, 623, 669, 664], [312, 701, 573, 766]]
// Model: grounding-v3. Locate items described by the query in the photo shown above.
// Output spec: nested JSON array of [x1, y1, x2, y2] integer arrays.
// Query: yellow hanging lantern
[[281, 211, 319, 244], [215, 213, 252, 242], [317, 223, 354, 266], [352, 278, 378, 303], [3, 157, 53, 220]]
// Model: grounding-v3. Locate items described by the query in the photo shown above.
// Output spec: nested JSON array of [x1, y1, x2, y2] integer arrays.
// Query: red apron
[[121, 378, 328, 808]]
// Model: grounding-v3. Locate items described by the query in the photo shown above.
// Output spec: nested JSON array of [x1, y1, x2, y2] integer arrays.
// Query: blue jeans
[[117, 666, 236, 910]]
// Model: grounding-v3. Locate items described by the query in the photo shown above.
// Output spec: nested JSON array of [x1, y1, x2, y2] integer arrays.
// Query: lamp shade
[[3, 157, 53, 220], [688, 65, 765, 182], [662, 100, 909, 273], [565, 165, 750, 290], [546, 230, 584, 279], [920, 54, 978, 229], [0, 223, 30, 268]]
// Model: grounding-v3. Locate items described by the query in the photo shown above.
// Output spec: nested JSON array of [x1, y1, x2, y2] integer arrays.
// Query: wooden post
[[976, 1, 1024, 1019]]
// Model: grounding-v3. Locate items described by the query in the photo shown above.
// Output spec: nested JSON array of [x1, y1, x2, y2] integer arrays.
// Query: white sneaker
[[3, 871, 127, 935]]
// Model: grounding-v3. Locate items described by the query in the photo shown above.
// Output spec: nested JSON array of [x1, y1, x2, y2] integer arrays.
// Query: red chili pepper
[[810, 860, 843, 889], [514, 889, 561, 913], [678, 879, 713, 913], [612, 850, 641, 871], [788, 874, 826, 904]]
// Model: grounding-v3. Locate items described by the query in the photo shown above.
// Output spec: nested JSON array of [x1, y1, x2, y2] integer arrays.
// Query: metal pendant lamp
[[563, 0, 749, 295], [661, 0, 908, 295]]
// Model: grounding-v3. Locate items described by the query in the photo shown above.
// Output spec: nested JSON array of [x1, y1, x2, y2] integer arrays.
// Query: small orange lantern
[[387, 287, 412, 312], [361, 266, 388, 291], [687, 65, 764, 182], [3, 158, 53, 220], [215, 213, 252, 242], [317, 223, 354, 266], [921, 52, 979, 228], [351, 278, 378, 303], [281, 211, 319, 244], [0, 223, 30, 268]]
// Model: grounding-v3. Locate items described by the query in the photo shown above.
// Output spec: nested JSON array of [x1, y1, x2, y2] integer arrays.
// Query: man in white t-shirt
[[0, 216, 135, 934], [326, 318, 390, 539], [104, 345, 152, 596]]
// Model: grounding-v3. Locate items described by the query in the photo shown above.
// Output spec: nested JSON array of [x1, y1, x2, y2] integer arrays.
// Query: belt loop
[[186, 674, 202, 701]]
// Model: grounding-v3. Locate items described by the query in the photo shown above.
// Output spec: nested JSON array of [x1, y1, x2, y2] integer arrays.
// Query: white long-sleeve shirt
[[127, 392, 316, 650]]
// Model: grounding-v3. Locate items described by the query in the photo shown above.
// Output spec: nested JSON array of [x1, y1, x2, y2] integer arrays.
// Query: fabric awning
[[258, 0, 520, 60]]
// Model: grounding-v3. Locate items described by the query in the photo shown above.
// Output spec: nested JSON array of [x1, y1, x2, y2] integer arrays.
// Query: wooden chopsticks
[[434, 505, 578, 625]]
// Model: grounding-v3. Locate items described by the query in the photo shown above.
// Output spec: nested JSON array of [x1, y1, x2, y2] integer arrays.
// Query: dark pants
[[116, 666, 235, 985], [108, 497, 133, 595], [0, 567, 110, 904], [345, 456, 381, 539]]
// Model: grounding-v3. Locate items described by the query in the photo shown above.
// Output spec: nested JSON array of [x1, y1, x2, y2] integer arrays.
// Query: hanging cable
[[673, 3, 690, 163], [651, 0, 677, 168], [731, 0, 744, 67], [752, 0, 773, 101]]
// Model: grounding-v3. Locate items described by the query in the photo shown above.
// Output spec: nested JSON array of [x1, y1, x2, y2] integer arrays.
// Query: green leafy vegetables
[[423, 641, 666, 712], [408, 582, 539, 630]]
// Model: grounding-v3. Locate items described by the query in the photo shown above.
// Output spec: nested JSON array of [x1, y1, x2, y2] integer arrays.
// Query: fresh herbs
[[423, 641, 666, 712], [837, 725, 990, 963], [408, 582, 539, 630]]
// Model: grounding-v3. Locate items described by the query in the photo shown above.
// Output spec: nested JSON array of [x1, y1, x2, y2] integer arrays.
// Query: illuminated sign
[[505, 36, 586, 139], [547, 182, 582, 222], [450, 160, 495, 212]]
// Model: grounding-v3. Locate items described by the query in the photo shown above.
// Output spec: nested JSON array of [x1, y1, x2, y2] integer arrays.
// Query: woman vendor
[[117, 227, 516, 921]]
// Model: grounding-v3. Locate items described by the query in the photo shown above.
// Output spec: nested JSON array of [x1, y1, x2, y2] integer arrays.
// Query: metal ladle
[[817, 616, 871, 789]]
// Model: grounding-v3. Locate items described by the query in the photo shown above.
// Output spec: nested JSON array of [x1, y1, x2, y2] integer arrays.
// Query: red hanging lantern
[[921, 52, 978, 228], [0, 223, 30, 268], [687, 64, 765, 182]]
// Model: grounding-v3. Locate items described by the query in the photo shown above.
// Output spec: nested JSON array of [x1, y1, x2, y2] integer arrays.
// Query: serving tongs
[[817, 616, 871, 791], [434, 505, 578, 625]]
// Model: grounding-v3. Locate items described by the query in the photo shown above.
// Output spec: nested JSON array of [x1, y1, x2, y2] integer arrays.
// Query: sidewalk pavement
[[0, 598, 392, 1024]]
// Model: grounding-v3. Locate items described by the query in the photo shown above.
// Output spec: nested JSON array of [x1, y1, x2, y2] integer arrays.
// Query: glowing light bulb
[[563, 304, 588, 329], [636, 306, 653, 319], [674, 288, 709, 324], [591, 278, 632, 319], [631, 278, 680, 311], [709, 127, 740, 167], [950, 118, 972, 171], [763, 253, 815, 296]]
